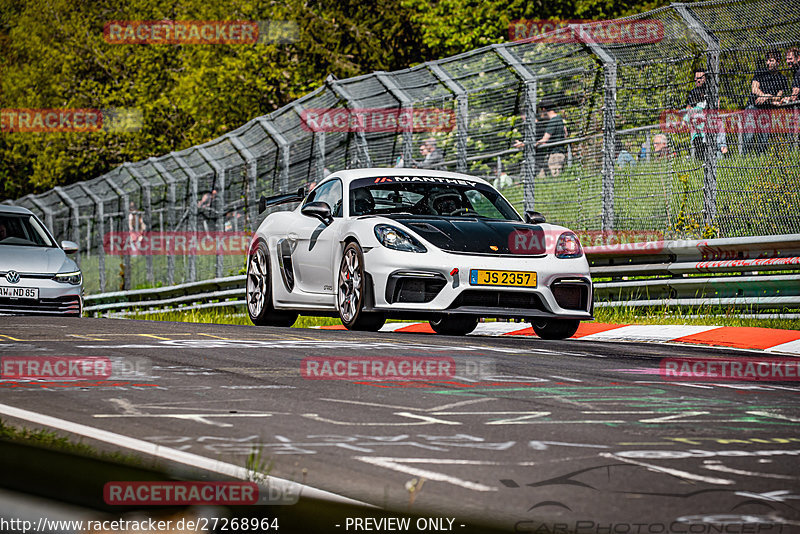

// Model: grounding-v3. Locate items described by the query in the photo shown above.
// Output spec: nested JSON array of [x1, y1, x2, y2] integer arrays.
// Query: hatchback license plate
[[0, 286, 39, 299], [469, 270, 536, 287]]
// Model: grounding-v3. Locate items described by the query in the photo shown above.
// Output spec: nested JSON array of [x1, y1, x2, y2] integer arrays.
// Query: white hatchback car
[[246, 169, 592, 338], [0, 205, 83, 316]]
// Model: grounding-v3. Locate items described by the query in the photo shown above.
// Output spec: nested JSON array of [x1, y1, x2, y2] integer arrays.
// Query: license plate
[[469, 270, 537, 287], [0, 286, 39, 299]]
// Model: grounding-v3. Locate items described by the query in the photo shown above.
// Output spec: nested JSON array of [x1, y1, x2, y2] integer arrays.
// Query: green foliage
[[399, 0, 671, 59], [671, 172, 719, 239], [0, 0, 428, 199]]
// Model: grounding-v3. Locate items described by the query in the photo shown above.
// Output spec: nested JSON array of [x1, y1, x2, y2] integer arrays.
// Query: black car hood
[[384, 215, 546, 255]]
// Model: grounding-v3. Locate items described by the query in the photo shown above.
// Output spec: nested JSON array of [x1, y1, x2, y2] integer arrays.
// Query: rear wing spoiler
[[258, 187, 306, 214]]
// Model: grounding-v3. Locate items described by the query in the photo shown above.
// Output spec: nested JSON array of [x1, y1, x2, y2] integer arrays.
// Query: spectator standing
[[413, 138, 444, 170], [127, 201, 146, 251], [197, 189, 217, 232], [684, 68, 728, 161], [686, 69, 707, 108], [513, 100, 568, 177], [744, 50, 789, 154], [781, 47, 799, 104], [534, 99, 567, 177]]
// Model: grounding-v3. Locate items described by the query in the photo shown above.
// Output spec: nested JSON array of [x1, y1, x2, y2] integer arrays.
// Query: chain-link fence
[[4, 0, 799, 294]]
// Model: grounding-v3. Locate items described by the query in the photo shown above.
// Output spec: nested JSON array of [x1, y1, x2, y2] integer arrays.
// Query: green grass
[[593, 305, 800, 331], [124, 305, 799, 331], [0, 418, 146, 466], [123, 307, 343, 328]]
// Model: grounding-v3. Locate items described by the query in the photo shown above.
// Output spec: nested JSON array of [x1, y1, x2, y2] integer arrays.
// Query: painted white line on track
[[578, 325, 719, 342], [765, 339, 800, 356], [600, 452, 734, 485], [354, 457, 531, 492], [0, 402, 371, 507]]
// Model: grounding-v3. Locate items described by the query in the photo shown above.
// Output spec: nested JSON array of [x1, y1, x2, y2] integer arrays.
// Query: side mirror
[[61, 240, 79, 254], [301, 201, 333, 226], [525, 211, 546, 224]]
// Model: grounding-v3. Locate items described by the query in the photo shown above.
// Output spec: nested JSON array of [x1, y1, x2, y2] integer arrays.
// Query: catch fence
[[5, 0, 800, 294]]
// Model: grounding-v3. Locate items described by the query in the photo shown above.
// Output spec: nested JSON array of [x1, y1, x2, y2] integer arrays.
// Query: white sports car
[[246, 169, 592, 339]]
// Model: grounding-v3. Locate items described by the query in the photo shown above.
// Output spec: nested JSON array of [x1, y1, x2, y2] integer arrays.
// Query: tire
[[337, 242, 385, 331], [246, 240, 298, 327], [531, 318, 580, 340], [429, 315, 478, 336]]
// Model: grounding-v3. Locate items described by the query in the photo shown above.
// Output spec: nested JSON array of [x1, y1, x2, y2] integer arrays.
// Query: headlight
[[54, 271, 82, 285], [374, 224, 427, 253], [555, 232, 583, 258]]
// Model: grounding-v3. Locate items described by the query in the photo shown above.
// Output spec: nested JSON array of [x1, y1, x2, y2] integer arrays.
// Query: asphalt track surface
[[1, 316, 799, 533]]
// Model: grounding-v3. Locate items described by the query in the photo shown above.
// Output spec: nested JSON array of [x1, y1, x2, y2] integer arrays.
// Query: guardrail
[[588, 234, 800, 311], [84, 275, 246, 316], [84, 234, 800, 318]]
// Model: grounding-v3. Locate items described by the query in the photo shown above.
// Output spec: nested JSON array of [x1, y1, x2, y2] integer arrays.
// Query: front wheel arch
[[337, 241, 385, 331], [246, 239, 297, 327]]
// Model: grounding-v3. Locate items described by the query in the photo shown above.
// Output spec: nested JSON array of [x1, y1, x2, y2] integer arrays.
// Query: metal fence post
[[675, 3, 720, 229], [123, 163, 154, 285], [149, 157, 177, 285], [602, 62, 617, 232], [314, 130, 326, 182], [257, 117, 291, 193], [53, 186, 81, 267], [171, 154, 198, 282], [375, 72, 416, 167], [103, 175, 131, 290], [78, 184, 106, 292], [291, 101, 326, 185], [428, 64, 468, 173], [578, 29, 617, 231], [229, 135, 260, 230], [326, 76, 373, 168], [198, 148, 226, 278], [495, 46, 539, 215], [28, 196, 54, 233]]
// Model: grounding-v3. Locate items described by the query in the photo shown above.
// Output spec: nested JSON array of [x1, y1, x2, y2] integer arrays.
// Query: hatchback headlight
[[374, 224, 427, 253], [54, 271, 82, 285]]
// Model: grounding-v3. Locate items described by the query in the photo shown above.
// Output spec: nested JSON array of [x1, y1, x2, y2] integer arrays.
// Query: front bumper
[[362, 246, 592, 320], [0, 276, 82, 316]]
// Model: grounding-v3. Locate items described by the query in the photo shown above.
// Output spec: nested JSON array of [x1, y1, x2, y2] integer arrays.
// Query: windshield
[[0, 213, 55, 247], [349, 176, 521, 221]]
